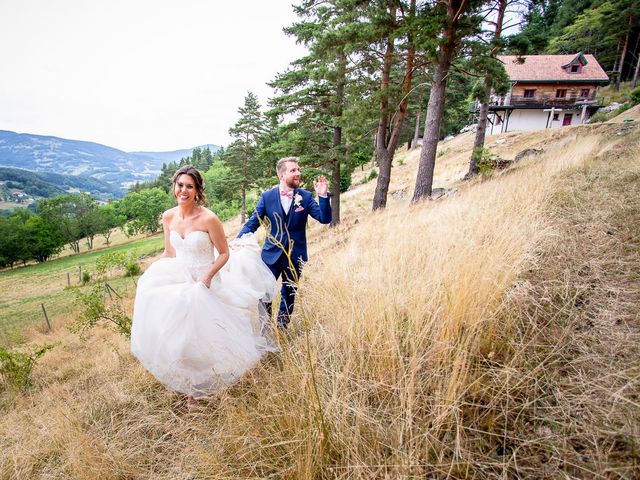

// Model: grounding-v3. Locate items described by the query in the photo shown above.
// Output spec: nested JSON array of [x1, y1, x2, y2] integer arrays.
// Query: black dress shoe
[[276, 313, 290, 329]]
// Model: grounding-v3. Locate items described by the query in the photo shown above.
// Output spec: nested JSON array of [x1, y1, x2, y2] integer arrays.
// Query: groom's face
[[280, 161, 301, 189]]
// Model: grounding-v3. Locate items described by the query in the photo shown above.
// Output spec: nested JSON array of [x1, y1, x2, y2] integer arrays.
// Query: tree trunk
[[412, 2, 460, 202], [467, 98, 489, 177], [330, 50, 346, 226], [612, 39, 622, 74], [632, 34, 640, 88], [412, 111, 421, 149], [387, 35, 416, 154], [373, 0, 416, 210], [240, 188, 246, 224], [372, 28, 395, 211], [330, 126, 342, 227], [466, 0, 506, 178], [330, 155, 341, 227], [616, 25, 631, 91]]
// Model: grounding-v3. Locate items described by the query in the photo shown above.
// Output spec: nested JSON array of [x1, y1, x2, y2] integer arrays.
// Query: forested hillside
[[516, 0, 639, 89], [0, 167, 122, 201]]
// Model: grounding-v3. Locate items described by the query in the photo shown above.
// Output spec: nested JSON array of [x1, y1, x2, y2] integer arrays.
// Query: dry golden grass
[[1, 122, 639, 478]]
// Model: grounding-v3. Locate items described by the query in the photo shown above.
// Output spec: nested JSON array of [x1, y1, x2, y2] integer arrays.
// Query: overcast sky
[[0, 0, 306, 152]]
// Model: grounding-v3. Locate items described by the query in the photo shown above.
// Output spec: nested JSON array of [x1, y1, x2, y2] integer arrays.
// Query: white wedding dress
[[131, 230, 276, 398]]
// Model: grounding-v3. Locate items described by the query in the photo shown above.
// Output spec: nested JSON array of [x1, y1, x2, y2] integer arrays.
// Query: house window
[[570, 64, 580, 73], [523, 89, 536, 98], [556, 89, 567, 98], [553, 113, 560, 121], [580, 88, 590, 98]]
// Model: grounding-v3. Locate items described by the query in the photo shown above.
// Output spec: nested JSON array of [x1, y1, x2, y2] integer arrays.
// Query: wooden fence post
[[41, 303, 51, 332], [104, 283, 121, 299], [67, 272, 71, 286]]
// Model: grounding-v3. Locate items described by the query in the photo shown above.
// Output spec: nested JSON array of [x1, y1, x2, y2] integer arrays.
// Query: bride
[[130, 165, 276, 404]]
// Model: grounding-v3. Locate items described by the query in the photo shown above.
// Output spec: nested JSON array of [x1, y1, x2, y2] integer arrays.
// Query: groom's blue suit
[[238, 186, 331, 326]]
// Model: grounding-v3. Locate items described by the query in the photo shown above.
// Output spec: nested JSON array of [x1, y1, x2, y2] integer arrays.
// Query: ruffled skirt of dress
[[131, 235, 276, 398]]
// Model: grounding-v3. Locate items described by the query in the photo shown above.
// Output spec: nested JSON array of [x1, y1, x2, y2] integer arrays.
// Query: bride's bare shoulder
[[162, 207, 178, 221], [200, 207, 220, 221]]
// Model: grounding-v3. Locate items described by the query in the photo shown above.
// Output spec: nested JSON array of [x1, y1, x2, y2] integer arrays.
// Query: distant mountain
[[0, 130, 219, 197]]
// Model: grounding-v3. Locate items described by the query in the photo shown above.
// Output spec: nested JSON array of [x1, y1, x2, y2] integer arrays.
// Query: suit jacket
[[237, 186, 331, 266]]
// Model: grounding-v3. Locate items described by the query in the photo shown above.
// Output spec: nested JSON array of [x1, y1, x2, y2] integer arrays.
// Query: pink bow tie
[[280, 191, 294, 199]]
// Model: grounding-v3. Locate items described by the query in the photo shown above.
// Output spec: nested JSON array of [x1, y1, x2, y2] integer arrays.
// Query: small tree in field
[[118, 188, 173, 236]]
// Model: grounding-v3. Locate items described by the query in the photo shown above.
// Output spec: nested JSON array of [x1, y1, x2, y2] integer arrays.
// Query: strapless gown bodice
[[131, 231, 276, 398], [170, 230, 216, 279]]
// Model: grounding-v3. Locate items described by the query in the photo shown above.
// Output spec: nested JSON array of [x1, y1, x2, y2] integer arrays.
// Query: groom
[[238, 156, 332, 328]]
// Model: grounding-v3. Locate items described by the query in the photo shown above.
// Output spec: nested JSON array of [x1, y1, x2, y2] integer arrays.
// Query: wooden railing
[[490, 93, 602, 107]]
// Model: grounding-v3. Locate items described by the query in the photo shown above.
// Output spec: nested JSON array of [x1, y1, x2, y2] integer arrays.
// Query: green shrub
[[125, 261, 141, 277], [82, 270, 91, 284], [96, 251, 127, 275], [473, 147, 495, 176], [72, 285, 132, 338], [367, 169, 378, 182], [210, 199, 241, 221], [0, 344, 54, 391], [589, 110, 610, 123], [589, 103, 632, 123], [630, 86, 640, 105], [96, 250, 140, 278], [340, 166, 353, 192]]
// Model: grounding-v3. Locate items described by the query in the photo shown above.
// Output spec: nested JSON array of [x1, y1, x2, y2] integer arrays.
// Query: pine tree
[[271, 0, 373, 225], [226, 92, 266, 223]]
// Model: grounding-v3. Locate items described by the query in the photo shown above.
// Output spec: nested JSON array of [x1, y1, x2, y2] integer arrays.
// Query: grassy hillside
[[1, 114, 639, 478], [0, 235, 163, 346]]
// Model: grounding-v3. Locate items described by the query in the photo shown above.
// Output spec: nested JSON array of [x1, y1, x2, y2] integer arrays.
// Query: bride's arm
[[160, 210, 176, 258], [199, 214, 229, 288]]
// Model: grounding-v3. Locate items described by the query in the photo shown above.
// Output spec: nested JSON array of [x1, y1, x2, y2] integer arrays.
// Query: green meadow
[[0, 234, 163, 346]]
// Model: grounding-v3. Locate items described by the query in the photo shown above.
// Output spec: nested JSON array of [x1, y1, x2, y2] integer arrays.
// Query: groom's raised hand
[[313, 175, 329, 197]]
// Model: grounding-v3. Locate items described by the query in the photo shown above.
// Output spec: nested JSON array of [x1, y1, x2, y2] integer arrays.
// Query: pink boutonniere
[[293, 193, 303, 208]]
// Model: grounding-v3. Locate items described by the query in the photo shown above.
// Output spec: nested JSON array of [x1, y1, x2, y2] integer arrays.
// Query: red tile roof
[[497, 54, 610, 83]]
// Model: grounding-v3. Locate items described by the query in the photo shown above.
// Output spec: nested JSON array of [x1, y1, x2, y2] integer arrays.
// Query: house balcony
[[490, 93, 603, 109]]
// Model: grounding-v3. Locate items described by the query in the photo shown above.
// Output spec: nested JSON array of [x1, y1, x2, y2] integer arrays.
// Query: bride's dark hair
[[172, 165, 207, 206]]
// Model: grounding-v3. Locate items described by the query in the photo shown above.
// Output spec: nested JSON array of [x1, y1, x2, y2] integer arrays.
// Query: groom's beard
[[286, 178, 300, 189]]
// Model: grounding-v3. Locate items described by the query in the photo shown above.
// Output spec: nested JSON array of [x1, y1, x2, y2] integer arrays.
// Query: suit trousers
[[266, 252, 302, 328]]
